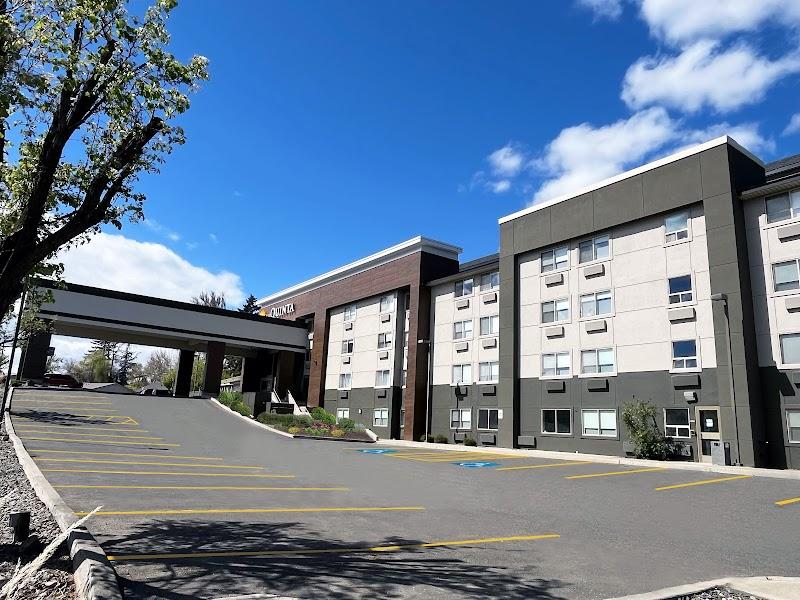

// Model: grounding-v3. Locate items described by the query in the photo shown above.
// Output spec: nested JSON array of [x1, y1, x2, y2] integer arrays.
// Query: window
[[664, 408, 691, 438], [672, 340, 698, 370], [455, 278, 474, 297], [582, 409, 617, 437], [479, 361, 499, 382], [766, 191, 800, 223], [480, 315, 500, 336], [542, 298, 569, 323], [478, 408, 499, 430], [578, 235, 609, 264], [665, 212, 689, 243], [780, 333, 800, 365], [344, 304, 357, 321], [373, 408, 388, 427], [773, 260, 800, 292], [379, 295, 394, 313], [668, 275, 693, 304], [375, 369, 391, 387], [399, 408, 405, 428], [450, 408, 471, 429], [402, 370, 407, 387], [336, 407, 350, 421], [404, 331, 409, 348], [541, 245, 568, 273], [452, 363, 472, 385], [580, 290, 612, 318], [542, 408, 571, 435], [377, 332, 392, 349], [480, 271, 500, 290], [453, 320, 473, 340], [788, 409, 800, 443], [338, 373, 352, 390], [341, 339, 354, 354], [541, 352, 570, 377], [580, 348, 615, 374]]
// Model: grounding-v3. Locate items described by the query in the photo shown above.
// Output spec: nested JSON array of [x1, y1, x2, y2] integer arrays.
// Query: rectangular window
[[379, 295, 394, 313], [668, 275, 693, 304], [542, 298, 569, 323], [336, 407, 350, 421], [377, 332, 392, 349], [780, 333, 800, 365], [773, 260, 800, 292], [338, 373, 352, 390], [452, 363, 472, 385], [373, 408, 388, 427], [541, 352, 570, 377], [399, 408, 405, 428], [665, 211, 689, 243], [450, 408, 472, 429], [788, 409, 800, 443], [672, 340, 698, 370], [581, 348, 615, 374], [402, 370, 407, 387], [375, 370, 391, 387], [480, 271, 500, 290], [541, 245, 568, 273], [478, 408, 499, 430], [480, 315, 500, 335], [766, 191, 800, 223], [404, 331, 409, 348], [455, 278, 474, 297], [578, 235, 609, 264], [478, 361, 499, 382], [341, 339, 354, 354], [453, 320, 473, 340], [579, 290, 612, 318], [542, 408, 572, 434], [343, 304, 357, 321], [664, 408, 691, 439], [582, 409, 617, 437]]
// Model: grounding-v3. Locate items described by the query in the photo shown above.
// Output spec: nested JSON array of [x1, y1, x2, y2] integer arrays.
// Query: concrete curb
[[206, 397, 296, 438], [4, 399, 123, 600], [606, 576, 800, 600], [378, 439, 800, 480]]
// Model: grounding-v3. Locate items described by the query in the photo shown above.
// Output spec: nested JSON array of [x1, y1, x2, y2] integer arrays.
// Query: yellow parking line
[[41, 469, 294, 478], [55, 485, 348, 491], [655, 475, 752, 491], [14, 425, 148, 433], [19, 430, 162, 440], [15, 417, 139, 426], [106, 533, 560, 562], [29, 449, 222, 461], [13, 400, 114, 405], [565, 467, 666, 480], [776, 496, 800, 507], [19, 407, 120, 413], [35, 458, 265, 469], [79, 506, 425, 517], [23, 436, 179, 447], [496, 461, 591, 471]]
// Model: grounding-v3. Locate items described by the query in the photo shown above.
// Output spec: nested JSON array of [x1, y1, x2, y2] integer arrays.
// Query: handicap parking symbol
[[358, 449, 397, 454], [455, 461, 499, 468]]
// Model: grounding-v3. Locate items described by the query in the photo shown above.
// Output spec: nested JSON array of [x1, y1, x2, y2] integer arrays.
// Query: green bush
[[337, 417, 356, 431], [257, 412, 309, 430], [218, 390, 243, 407], [621, 400, 672, 460], [231, 402, 252, 417], [310, 406, 336, 425], [419, 434, 434, 442], [434, 434, 449, 444], [464, 437, 477, 446]]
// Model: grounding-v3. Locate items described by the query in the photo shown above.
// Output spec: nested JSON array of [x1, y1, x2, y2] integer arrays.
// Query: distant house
[[139, 381, 170, 396], [82, 382, 134, 394], [220, 375, 241, 394]]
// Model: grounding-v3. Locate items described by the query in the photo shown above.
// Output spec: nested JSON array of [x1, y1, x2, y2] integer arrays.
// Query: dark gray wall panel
[[643, 156, 703, 216], [551, 192, 593, 240], [593, 176, 644, 231]]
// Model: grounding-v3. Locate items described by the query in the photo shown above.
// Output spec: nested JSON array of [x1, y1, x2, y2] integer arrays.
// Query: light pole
[[710, 292, 742, 466], [417, 339, 432, 442]]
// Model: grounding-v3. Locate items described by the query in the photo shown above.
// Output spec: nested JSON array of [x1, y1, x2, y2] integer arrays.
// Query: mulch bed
[[673, 587, 764, 600]]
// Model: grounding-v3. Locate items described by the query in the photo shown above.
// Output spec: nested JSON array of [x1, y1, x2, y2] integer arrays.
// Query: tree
[[141, 348, 176, 387], [115, 343, 137, 385], [240, 294, 259, 315], [621, 400, 674, 460], [192, 290, 226, 309], [0, 0, 208, 322]]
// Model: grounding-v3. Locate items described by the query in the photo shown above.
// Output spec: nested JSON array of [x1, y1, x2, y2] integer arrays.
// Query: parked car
[[43, 373, 82, 388]]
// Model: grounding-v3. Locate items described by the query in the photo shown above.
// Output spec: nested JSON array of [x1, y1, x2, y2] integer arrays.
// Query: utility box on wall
[[710, 441, 731, 466]]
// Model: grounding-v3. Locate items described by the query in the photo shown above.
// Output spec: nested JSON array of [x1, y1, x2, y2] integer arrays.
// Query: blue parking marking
[[358, 449, 398, 454], [455, 461, 499, 468]]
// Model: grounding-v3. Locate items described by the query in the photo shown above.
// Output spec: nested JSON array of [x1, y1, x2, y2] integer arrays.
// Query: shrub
[[287, 426, 300, 435], [337, 417, 356, 431], [419, 434, 434, 442], [434, 434, 449, 444], [331, 428, 345, 438], [219, 390, 243, 407], [464, 437, 477, 446], [310, 406, 336, 425], [231, 402, 251, 417], [621, 400, 672, 460]]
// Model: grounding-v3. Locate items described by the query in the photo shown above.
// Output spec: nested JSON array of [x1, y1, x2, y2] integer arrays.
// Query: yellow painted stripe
[[18, 407, 119, 413], [496, 461, 592, 471], [29, 449, 222, 461], [23, 436, 179, 447], [41, 469, 294, 478], [15, 425, 148, 433], [78, 506, 425, 517], [565, 467, 666, 480], [16, 417, 139, 426], [655, 475, 753, 491], [107, 533, 560, 562], [35, 458, 265, 469], [19, 430, 162, 440], [13, 400, 114, 405], [55, 485, 348, 491], [775, 496, 800, 507]]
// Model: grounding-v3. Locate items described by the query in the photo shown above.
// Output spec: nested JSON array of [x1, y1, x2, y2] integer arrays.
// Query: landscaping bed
[[257, 407, 374, 442]]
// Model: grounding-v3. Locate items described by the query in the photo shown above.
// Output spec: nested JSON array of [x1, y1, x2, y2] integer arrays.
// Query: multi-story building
[[257, 136, 800, 469]]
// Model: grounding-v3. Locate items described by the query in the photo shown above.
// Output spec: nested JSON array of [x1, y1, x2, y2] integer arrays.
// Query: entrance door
[[695, 406, 720, 463]]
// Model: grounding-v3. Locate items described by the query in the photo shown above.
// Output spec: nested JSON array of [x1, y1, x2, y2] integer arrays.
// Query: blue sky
[[62, 0, 800, 314]]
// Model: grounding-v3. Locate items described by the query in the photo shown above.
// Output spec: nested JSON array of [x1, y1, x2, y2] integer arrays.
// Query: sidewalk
[[376, 438, 800, 481], [607, 576, 800, 600]]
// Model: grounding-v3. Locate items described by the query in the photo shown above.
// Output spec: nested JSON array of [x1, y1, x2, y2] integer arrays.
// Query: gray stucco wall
[[429, 384, 501, 445], [323, 386, 403, 439], [758, 367, 800, 469]]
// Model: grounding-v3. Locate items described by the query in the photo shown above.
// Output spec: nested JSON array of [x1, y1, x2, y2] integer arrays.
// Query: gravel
[[673, 587, 764, 600], [0, 433, 75, 600]]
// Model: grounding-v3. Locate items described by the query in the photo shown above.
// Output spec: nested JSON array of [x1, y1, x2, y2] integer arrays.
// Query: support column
[[241, 350, 270, 393], [202, 341, 226, 396], [17, 330, 51, 382], [174, 349, 195, 397]]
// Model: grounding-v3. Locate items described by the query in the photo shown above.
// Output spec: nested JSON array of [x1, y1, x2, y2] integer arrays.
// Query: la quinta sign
[[269, 303, 295, 318]]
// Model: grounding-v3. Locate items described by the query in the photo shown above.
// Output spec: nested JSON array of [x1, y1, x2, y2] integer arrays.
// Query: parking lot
[[8, 388, 800, 600]]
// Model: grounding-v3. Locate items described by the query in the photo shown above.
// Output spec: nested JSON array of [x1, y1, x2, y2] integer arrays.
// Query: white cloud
[[488, 144, 525, 177], [622, 40, 800, 114], [209, 233, 218, 244], [143, 218, 181, 243], [682, 121, 775, 154], [491, 180, 511, 193], [783, 113, 800, 136], [577, 0, 624, 20], [638, 0, 800, 45]]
